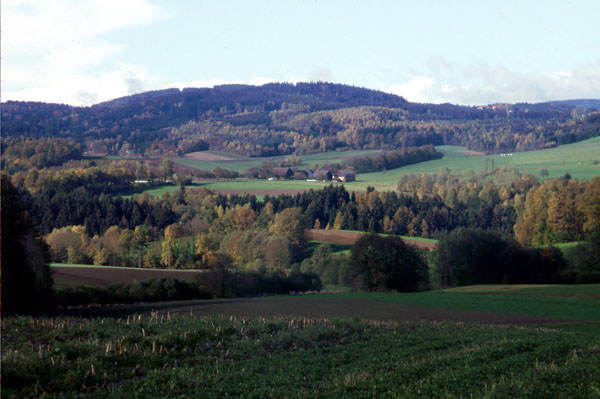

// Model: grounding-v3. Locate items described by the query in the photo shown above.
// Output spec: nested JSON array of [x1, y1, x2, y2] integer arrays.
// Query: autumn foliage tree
[[269, 207, 308, 260], [514, 176, 599, 245]]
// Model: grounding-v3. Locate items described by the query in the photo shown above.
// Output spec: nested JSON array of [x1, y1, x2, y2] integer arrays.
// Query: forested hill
[[546, 99, 600, 110], [2, 82, 600, 157]]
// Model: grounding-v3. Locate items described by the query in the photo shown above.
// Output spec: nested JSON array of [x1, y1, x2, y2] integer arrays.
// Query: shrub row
[[56, 278, 209, 308], [196, 269, 323, 298], [436, 229, 600, 288]]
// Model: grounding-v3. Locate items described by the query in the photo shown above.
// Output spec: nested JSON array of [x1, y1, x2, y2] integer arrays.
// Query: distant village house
[[334, 170, 356, 182], [272, 167, 294, 180], [312, 169, 333, 181]]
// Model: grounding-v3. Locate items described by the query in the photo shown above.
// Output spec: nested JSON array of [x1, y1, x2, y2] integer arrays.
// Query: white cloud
[[3, 0, 165, 105], [6, 63, 160, 106], [165, 78, 233, 90], [384, 76, 434, 103], [308, 66, 334, 82], [248, 77, 278, 86], [386, 58, 600, 105], [163, 77, 307, 91]]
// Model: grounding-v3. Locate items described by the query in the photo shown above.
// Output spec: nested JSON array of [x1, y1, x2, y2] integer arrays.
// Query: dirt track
[[62, 296, 571, 325], [307, 229, 437, 250], [210, 188, 309, 196]]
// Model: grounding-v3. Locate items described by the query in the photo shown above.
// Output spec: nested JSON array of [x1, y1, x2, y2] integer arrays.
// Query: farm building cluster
[[270, 167, 356, 182]]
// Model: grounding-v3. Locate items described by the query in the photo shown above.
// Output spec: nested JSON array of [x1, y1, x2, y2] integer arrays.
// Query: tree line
[[3, 165, 600, 315], [1, 137, 83, 173], [341, 145, 442, 173]]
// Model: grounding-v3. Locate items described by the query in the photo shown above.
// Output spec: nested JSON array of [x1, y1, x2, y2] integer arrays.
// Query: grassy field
[[335, 136, 600, 191], [322, 290, 600, 322], [4, 284, 600, 398], [122, 137, 600, 198], [306, 240, 353, 255], [437, 283, 600, 297]]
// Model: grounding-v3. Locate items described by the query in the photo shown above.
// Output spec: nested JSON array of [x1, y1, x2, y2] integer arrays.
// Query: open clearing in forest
[[306, 228, 438, 250], [51, 265, 204, 289]]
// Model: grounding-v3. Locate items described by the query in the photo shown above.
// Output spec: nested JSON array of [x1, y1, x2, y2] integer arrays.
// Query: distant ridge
[[93, 88, 182, 109], [91, 82, 410, 111], [2, 82, 599, 157], [544, 99, 600, 110]]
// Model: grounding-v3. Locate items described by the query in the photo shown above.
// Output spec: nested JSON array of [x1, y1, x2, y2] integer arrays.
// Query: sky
[[3, 0, 600, 106]]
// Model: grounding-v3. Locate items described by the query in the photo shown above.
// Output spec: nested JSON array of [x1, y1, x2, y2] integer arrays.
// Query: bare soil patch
[[338, 151, 384, 160], [62, 296, 570, 325], [456, 149, 486, 156], [52, 266, 204, 287], [184, 151, 238, 161], [307, 229, 437, 250], [172, 162, 206, 175], [210, 188, 309, 196]]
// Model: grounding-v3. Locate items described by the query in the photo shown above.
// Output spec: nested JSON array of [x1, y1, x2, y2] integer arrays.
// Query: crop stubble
[[62, 296, 571, 325]]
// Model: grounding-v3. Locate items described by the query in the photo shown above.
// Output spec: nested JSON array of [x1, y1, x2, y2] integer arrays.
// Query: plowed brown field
[[52, 266, 204, 287], [307, 229, 437, 250], [184, 151, 237, 161], [211, 188, 308, 196]]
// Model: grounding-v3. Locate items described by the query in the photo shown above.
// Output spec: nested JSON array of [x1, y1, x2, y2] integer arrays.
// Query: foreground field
[[4, 286, 600, 398], [60, 284, 600, 322], [4, 313, 599, 398], [439, 284, 600, 297]]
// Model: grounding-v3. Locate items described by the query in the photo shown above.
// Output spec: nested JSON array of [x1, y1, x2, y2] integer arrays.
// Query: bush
[[436, 229, 568, 287], [56, 278, 210, 308], [307, 245, 350, 285], [347, 234, 429, 292], [559, 233, 600, 283], [56, 270, 323, 308], [197, 269, 323, 298]]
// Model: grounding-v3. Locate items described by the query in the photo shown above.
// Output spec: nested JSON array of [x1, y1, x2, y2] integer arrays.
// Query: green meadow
[[116, 137, 600, 198], [161, 137, 600, 195], [111, 137, 600, 200], [323, 286, 600, 322]]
